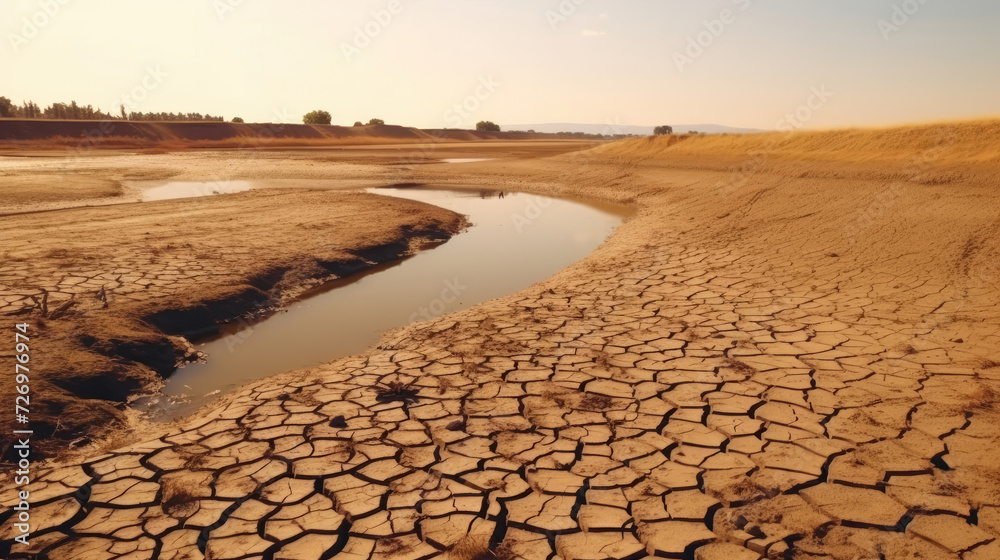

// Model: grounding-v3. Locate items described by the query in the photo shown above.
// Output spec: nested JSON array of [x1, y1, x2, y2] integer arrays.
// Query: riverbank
[[0, 189, 467, 459], [2, 122, 1000, 560], [143, 186, 628, 420]]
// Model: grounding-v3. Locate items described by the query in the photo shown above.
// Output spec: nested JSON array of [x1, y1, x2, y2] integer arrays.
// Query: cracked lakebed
[[2, 125, 1000, 560]]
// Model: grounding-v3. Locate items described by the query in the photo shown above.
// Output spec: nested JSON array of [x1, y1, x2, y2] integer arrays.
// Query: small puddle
[[138, 186, 629, 419], [141, 180, 256, 202], [439, 158, 495, 164]]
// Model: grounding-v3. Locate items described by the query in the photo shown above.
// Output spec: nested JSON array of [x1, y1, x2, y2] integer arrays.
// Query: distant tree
[[367, 118, 385, 125], [476, 120, 501, 132], [527, 129, 536, 134], [232, 117, 244, 123], [353, 121, 363, 126], [303, 110, 332, 125], [654, 125, 673, 135], [0, 95, 225, 122]]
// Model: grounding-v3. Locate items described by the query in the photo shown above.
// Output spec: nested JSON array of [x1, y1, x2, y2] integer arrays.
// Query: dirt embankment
[[0, 189, 467, 460], [594, 120, 1000, 184], [0, 119, 556, 150]]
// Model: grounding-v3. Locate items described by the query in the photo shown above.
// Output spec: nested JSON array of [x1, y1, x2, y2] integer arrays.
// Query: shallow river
[[140, 185, 629, 419]]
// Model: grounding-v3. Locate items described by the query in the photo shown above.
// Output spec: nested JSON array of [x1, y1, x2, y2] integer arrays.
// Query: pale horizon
[[2, 0, 998, 131]]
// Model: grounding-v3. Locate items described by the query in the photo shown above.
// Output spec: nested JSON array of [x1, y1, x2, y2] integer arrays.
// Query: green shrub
[[303, 110, 332, 125]]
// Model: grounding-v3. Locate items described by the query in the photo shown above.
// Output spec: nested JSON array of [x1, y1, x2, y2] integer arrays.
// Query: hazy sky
[[2, 0, 998, 130]]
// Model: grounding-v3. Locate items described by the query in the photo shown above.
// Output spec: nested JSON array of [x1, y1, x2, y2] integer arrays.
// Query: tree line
[[0, 96, 224, 122]]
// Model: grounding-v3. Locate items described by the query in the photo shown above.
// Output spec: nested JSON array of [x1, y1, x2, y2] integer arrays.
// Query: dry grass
[[161, 479, 200, 517], [579, 393, 614, 411], [592, 350, 617, 370], [726, 359, 758, 377], [597, 120, 1000, 170], [437, 376, 455, 395], [376, 538, 409, 556], [447, 536, 515, 560], [375, 380, 421, 404], [968, 383, 999, 410]]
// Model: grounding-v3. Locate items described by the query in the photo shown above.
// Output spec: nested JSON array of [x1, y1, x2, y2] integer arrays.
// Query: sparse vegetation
[[0, 95, 225, 121], [476, 120, 501, 132], [161, 479, 200, 517], [437, 376, 455, 394], [579, 393, 614, 411], [968, 383, 999, 410], [593, 350, 614, 369], [375, 380, 420, 404], [726, 359, 758, 377], [448, 536, 515, 560], [377, 538, 409, 556], [654, 125, 673, 135], [367, 118, 385, 125]]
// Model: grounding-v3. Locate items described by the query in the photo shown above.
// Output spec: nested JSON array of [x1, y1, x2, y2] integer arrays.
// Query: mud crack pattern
[[3, 238, 1000, 560]]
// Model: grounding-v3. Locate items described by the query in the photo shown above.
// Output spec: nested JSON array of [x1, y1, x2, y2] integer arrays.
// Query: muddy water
[[141, 180, 255, 201], [141, 186, 629, 419]]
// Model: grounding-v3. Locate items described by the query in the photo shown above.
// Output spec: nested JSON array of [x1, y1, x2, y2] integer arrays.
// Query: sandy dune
[[2, 121, 1000, 559]]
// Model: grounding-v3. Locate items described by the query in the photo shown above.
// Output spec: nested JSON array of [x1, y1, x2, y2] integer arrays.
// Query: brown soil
[[2, 121, 1000, 560], [0, 189, 466, 459], [0, 173, 121, 205]]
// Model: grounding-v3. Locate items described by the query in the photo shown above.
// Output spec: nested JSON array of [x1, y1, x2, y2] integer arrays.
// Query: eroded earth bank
[[0, 185, 468, 457], [2, 123, 1000, 560]]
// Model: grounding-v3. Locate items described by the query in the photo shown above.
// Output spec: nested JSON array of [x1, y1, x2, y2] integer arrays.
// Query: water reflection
[[140, 186, 629, 419]]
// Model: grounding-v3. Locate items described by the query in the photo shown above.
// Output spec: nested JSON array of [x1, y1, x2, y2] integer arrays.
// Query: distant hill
[[501, 123, 766, 135]]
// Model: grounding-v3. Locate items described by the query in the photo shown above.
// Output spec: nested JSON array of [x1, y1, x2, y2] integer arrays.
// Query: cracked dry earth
[[0, 188, 467, 455], [3, 126, 1000, 560]]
